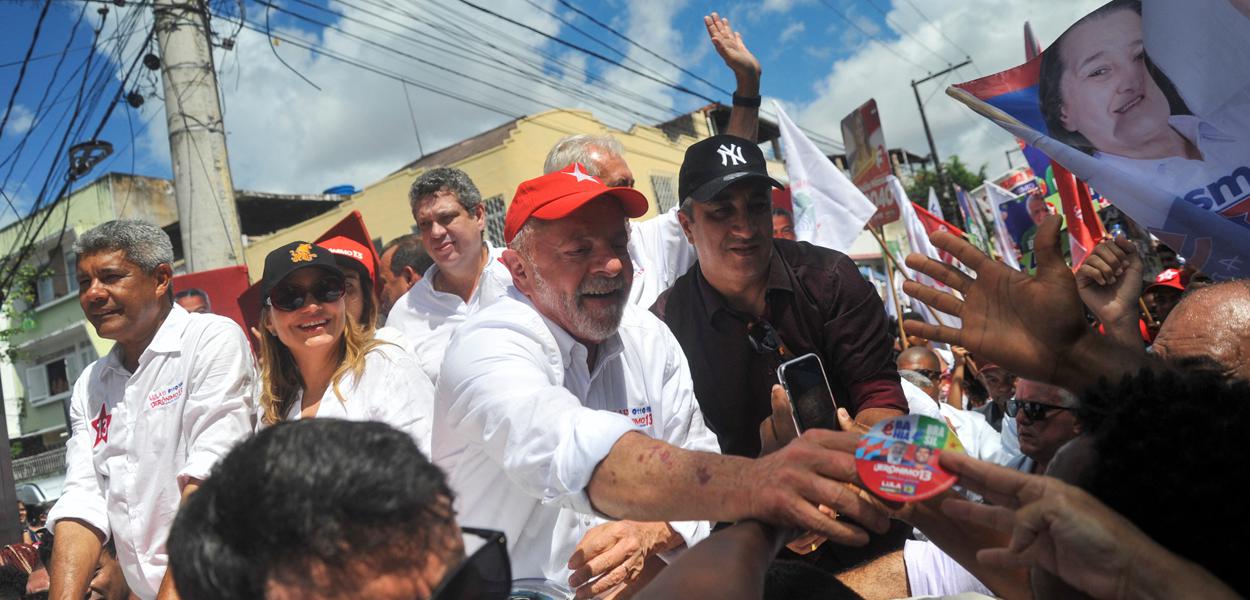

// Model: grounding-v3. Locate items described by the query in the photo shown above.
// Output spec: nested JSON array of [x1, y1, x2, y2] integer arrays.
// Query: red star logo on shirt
[[91, 403, 111, 448]]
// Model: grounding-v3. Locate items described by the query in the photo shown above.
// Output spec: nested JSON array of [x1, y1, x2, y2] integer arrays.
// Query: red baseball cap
[[504, 163, 649, 244], [319, 235, 376, 284], [1146, 268, 1186, 294]]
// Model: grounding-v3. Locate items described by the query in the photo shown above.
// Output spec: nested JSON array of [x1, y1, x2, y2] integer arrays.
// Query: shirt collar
[[98, 304, 189, 376], [146, 304, 190, 354], [535, 300, 625, 375], [1094, 115, 1236, 172], [695, 243, 793, 323], [419, 241, 508, 302]]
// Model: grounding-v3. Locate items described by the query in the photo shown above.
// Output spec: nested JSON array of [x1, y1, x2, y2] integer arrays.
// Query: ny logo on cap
[[717, 143, 746, 167]]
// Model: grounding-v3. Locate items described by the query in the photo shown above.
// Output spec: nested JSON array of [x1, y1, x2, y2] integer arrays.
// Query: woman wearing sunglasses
[[256, 241, 435, 456]]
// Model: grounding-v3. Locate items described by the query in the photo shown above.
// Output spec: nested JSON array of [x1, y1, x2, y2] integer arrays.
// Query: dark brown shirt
[[652, 239, 907, 457]]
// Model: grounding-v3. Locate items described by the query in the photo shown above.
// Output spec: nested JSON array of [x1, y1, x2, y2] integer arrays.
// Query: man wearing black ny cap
[[652, 134, 907, 459]]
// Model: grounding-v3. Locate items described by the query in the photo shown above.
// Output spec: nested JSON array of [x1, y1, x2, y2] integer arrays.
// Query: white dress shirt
[[900, 380, 1008, 465], [432, 289, 720, 582], [388, 217, 693, 386], [279, 342, 436, 457], [46, 305, 256, 600], [627, 207, 697, 309], [385, 244, 512, 384]]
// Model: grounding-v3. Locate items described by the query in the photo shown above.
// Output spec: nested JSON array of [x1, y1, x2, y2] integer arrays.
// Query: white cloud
[[794, 0, 1105, 182], [98, 0, 699, 194], [7, 105, 34, 136], [779, 21, 806, 44]]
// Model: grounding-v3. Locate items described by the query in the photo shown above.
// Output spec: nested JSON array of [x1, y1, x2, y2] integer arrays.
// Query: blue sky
[[0, 0, 1104, 225]]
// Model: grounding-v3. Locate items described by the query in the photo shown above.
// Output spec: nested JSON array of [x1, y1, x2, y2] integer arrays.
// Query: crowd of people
[[3, 10, 1245, 600]]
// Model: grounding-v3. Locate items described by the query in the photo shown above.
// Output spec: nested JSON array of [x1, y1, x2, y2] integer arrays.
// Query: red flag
[[913, 202, 966, 239], [912, 202, 966, 265], [1051, 162, 1105, 269]]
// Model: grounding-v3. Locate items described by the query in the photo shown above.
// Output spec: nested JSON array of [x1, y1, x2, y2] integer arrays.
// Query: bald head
[[897, 346, 940, 374], [1152, 280, 1250, 382]]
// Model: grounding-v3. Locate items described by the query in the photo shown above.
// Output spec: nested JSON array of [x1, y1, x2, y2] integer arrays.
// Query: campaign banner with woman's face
[[950, 0, 1250, 278]]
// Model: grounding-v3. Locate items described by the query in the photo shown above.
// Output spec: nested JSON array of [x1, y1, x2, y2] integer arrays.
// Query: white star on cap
[[564, 163, 599, 184]]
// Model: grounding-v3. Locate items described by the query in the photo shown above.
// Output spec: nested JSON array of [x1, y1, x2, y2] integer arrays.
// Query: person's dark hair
[[1076, 369, 1250, 594], [168, 420, 458, 600], [383, 233, 434, 277], [0, 564, 26, 600], [408, 166, 482, 213], [1038, 0, 1192, 154], [771, 207, 793, 219], [174, 288, 211, 311]]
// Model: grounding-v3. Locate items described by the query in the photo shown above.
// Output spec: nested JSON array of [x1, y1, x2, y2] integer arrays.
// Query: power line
[[899, 0, 980, 72], [455, 0, 719, 105], [267, 0, 681, 126], [0, 0, 54, 144], [862, 0, 959, 66], [549, 0, 729, 96], [814, 0, 934, 74]]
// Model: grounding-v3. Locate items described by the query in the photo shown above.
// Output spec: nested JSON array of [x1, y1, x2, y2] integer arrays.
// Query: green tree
[[904, 155, 988, 226]]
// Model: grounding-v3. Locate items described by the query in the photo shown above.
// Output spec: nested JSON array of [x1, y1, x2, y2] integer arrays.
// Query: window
[[483, 195, 506, 247], [65, 250, 78, 293], [650, 174, 678, 213], [32, 245, 73, 307], [24, 351, 81, 406]]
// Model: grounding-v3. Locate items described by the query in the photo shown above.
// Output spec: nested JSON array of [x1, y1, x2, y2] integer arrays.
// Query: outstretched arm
[[901, 215, 1149, 392], [706, 13, 761, 140], [586, 430, 891, 546], [940, 452, 1239, 600]]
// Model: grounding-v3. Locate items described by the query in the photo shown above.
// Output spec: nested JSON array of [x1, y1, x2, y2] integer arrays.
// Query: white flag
[[774, 101, 876, 252], [982, 182, 1023, 271], [927, 187, 943, 218], [890, 176, 962, 330]]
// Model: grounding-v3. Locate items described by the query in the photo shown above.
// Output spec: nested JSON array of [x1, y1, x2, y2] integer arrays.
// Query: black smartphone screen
[[779, 353, 839, 431]]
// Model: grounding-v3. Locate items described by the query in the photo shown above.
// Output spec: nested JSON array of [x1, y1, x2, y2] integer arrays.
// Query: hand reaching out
[[900, 215, 1146, 392], [938, 452, 1239, 600]]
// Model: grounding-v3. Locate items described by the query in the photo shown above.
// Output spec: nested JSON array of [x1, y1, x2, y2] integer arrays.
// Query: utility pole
[[1, 379, 20, 545], [153, 0, 245, 271], [910, 58, 972, 227]]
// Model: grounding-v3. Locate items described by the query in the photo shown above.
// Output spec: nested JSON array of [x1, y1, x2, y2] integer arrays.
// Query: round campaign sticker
[[855, 414, 964, 503]]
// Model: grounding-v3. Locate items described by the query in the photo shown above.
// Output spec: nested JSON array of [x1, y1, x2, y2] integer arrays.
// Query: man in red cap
[[431, 164, 892, 598], [1143, 267, 1186, 335]]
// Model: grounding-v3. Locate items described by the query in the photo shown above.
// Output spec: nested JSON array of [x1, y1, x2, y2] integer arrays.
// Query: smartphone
[[777, 353, 840, 432]]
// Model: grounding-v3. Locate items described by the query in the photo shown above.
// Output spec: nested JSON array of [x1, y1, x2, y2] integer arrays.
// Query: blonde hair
[[258, 307, 387, 426]]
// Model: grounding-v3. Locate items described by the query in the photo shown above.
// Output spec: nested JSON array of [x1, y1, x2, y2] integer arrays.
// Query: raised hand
[[1075, 236, 1143, 346], [705, 12, 760, 93], [901, 215, 1144, 391]]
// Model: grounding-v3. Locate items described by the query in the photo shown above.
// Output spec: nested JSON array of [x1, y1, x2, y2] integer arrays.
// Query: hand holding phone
[[777, 353, 840, 432]]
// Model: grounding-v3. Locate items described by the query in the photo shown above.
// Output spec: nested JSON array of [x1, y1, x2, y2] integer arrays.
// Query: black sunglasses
[[430, 527, 511, 600], [1006, 399, 1072, 422], [266, 276, 346, 312], [746, 319, 794, 362]]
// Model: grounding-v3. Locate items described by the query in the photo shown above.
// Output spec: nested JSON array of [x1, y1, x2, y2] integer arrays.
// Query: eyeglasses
[[430, 527, 511, 600], [746, 319, 795, 362], [266, 277, 346, 312], [1006, 399, 1072, 422]]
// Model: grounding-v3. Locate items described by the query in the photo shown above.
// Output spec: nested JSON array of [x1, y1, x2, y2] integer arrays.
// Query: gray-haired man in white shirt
[[433, 166, 891, 599], [45, 220, 256, 600]]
